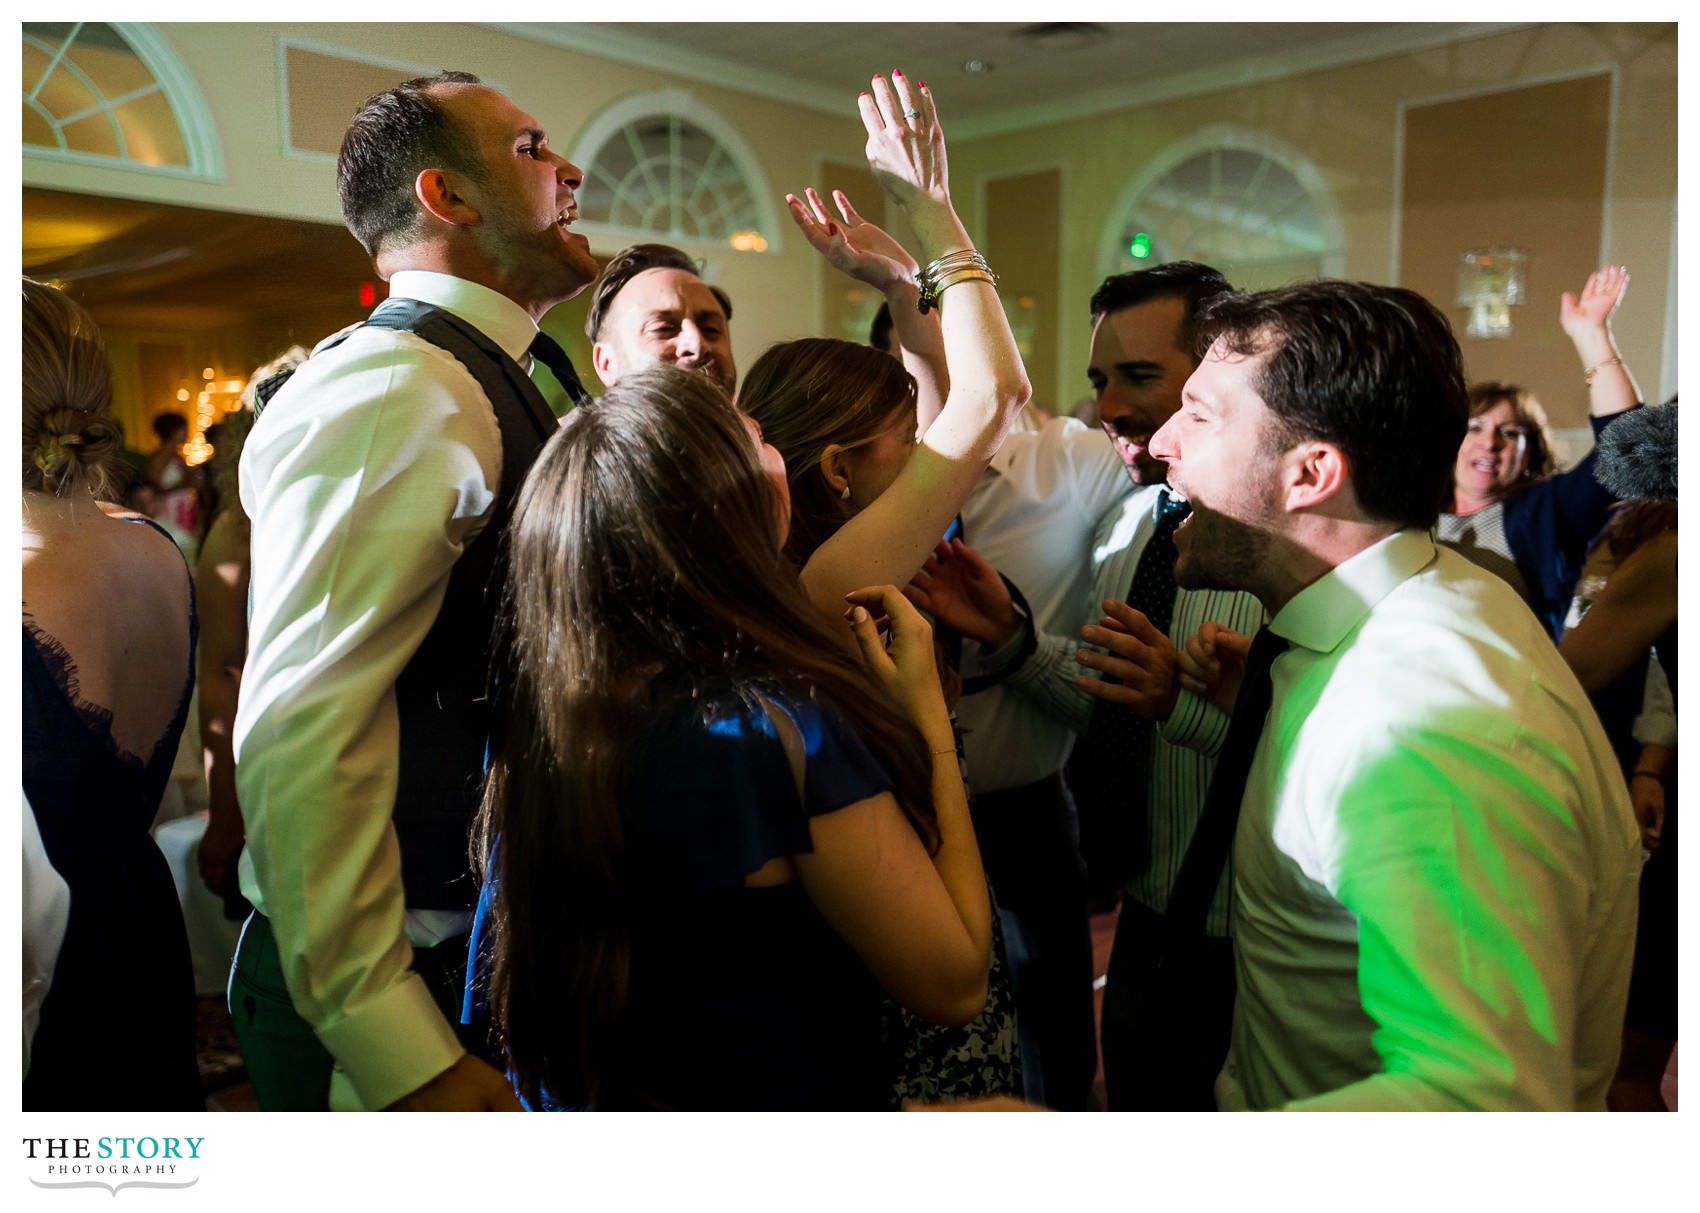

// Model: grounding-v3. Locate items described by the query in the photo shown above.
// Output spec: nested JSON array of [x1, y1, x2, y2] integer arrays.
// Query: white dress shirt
[[955, 416, 1132, 792], [234, 271, 538, 1111], [1219, 530, 1641, 1110], [994, 482, 1263, 934]]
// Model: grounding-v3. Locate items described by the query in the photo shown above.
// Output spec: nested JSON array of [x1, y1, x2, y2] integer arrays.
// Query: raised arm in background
[[796, 73, 1030, 618]]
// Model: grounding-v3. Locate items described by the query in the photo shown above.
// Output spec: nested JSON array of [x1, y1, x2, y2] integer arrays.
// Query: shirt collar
[[386, 270, 539, 364], [1270, 528, 1437, 655]]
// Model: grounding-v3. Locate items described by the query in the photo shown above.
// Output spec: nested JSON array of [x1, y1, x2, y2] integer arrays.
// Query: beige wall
[[949, 22, 1676, 420], [23, 22, 1677, 427]]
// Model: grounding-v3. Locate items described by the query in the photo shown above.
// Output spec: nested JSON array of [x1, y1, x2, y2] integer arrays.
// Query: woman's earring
[[840, 483, 852, 501]]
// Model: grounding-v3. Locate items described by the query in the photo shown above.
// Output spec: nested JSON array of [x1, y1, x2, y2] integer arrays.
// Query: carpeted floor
[[196, 994, 247, 1094]]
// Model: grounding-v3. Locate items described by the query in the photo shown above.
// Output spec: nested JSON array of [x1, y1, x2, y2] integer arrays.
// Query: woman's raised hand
[[1560, 264, 1629, 342], [858, 71, 948, 212], [784, 187, 918, 291]]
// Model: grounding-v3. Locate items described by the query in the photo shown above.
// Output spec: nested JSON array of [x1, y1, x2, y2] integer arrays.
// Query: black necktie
[[1161, 624, 1288, 943], [528, 330, 592, 408], [1066, 490, 1190, 897]]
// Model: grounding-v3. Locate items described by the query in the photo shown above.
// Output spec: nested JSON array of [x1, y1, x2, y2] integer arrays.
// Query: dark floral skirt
[[883, 885, 1021, 1107]]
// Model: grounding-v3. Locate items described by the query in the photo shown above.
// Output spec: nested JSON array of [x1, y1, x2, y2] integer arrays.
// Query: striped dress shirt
[[995, 483, 1265, 936]]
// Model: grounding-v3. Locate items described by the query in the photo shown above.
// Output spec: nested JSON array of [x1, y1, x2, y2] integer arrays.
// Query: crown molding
[[484, 22, 1536, 142], [480, 22, 847, 117], [946, 22, 1535, 139]]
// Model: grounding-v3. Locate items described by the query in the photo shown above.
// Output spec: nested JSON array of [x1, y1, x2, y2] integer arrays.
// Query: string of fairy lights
[[174, 366, 247, 466]]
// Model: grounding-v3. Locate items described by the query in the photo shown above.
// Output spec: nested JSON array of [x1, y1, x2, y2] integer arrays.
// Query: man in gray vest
[[231, 71, 593, 1111]]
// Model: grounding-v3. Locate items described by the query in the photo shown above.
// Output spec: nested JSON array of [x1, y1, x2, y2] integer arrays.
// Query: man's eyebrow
[[517, 126, 545, 144], [1114, 359, 1164, 376]]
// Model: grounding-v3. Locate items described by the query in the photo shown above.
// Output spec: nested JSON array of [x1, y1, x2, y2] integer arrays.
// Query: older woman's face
[[1455, 398, 1531, 503]]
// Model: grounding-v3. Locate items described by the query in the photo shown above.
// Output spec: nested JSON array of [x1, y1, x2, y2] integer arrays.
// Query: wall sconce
[[1455, 248, 1528, 339]]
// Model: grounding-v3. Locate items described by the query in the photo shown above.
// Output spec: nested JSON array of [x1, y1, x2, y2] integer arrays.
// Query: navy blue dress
[[606, 675, 900, 1109], [1500, 407, 1640, 639], [21, 515, 202, 1110], [471, 672, 904, 1110]]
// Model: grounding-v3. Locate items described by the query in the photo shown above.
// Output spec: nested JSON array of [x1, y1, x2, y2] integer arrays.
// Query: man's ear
[[591, 341, 617, 388], [1282, 441, 1348, 512], [818, 443, 850, 499], [415, 168, 480, 226]]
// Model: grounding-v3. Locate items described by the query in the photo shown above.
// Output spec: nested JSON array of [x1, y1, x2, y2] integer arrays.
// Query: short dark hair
[[1196, 280, 1468, 530], [584, 244, 734, 341], [151, 410, 188, 442], [337, 70, 485, 259], [1089, 261, 1234, 358], [869, 302, 894, 353]]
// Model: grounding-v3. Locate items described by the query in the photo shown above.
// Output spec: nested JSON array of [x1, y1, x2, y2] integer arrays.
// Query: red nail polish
[[893, 67, 903, 76]]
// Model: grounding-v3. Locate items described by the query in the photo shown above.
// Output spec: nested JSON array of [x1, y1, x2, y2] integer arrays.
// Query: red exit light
[[359, 281, 378, 308]]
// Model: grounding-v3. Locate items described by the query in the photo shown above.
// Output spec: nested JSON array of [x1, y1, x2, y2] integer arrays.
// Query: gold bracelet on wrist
[[916, 249, 997, 313], [932, 746, 957, 757], [1583, 356, 1624, 387], [928, 267, 996, 309]]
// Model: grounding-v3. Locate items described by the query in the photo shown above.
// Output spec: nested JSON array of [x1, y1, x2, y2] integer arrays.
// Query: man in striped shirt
[[910, 263, 1263, 1109]]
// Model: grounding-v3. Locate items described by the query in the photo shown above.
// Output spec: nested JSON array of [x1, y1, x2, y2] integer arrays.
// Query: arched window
[[571, 90, 778, 254], [1100, 126, 1342, 290], [22, 21, 222, 180]]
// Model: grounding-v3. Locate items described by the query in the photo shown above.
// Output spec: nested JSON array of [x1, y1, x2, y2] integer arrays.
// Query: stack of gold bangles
[[916, 249, 997, 314]]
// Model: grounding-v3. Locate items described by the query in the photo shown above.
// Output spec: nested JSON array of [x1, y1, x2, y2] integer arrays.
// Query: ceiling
[[492, 21, 1527, 137], [22, 188, 375, 331]]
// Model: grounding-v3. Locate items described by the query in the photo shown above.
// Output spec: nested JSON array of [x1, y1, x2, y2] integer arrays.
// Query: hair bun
[[33, 406, 120, 495]]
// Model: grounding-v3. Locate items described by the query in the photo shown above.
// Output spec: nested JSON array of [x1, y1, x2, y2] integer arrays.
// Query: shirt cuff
[[1161, 687, 1231, 755], [974, 615, 1033, 675], [316, 970, 467, 1110]]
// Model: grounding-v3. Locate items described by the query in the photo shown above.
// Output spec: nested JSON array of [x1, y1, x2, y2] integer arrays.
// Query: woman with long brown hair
[[473, 369, 991, 1108]]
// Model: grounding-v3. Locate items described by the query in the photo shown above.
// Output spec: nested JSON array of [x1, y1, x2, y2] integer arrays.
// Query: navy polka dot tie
[[1066, 490, 1190, 896]]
